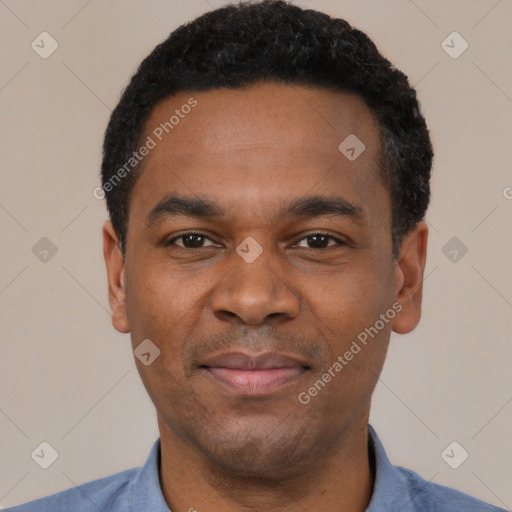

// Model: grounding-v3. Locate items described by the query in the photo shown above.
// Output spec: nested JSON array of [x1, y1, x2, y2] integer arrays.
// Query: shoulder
[[397, 466, 508, 512], [2, 467, 138, 512]]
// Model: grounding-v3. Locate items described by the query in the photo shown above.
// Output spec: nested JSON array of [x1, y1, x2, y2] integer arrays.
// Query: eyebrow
[[145, 194, 363, 228]]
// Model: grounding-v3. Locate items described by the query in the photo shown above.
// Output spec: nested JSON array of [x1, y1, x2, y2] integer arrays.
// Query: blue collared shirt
[[3, 424, 507, 511]]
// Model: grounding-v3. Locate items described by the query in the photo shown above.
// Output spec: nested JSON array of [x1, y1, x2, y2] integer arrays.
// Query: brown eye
[[166, 232, 216, 249], [295, 233, 345, 249]]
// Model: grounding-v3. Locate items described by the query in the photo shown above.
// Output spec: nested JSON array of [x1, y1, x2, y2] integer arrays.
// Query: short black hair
[[101, 0, 433, 259]]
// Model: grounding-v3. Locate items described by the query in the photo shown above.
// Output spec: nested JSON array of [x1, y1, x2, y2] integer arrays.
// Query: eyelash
[[163, 231, 346, 250]]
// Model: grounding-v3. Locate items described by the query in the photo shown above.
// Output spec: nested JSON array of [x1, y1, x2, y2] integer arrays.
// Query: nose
[[211, 243, 300, 326]]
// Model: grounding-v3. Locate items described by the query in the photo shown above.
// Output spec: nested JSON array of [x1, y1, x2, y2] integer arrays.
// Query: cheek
[[308, 259, 394, 335], [126, 268, 196, 401], [127, 259, 201, 335], [304, 257, 395, 402]]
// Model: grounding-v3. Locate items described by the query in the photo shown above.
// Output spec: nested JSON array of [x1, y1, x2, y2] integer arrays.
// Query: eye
[[163, 231, 346, 250], [294, 232, 346, 249], [165, 232, 218, 249]]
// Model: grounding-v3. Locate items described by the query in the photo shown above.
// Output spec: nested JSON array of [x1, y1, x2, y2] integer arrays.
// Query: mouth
[[199, 351, 311, 396]]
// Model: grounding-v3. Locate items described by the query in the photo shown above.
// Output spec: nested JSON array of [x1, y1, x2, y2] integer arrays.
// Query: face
[[103, 82, 427, 478]]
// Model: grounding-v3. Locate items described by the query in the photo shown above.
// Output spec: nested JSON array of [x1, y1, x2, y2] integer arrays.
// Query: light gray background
[[0, 0, 511, 509]]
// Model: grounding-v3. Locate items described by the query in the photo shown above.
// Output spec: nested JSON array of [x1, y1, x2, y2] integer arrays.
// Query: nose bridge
[[211, 236, 300, 325]]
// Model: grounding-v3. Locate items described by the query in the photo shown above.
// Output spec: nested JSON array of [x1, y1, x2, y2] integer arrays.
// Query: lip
[[200, 351, 311, 396]]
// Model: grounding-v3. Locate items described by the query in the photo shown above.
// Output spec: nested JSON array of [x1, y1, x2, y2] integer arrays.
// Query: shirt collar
[[366, 423, 416, 511], [129, 424, 414, 512], [129, 436, 171, 511]]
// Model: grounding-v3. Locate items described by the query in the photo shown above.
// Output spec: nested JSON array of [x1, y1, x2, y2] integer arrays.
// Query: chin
[[190, 419, 318, 479]]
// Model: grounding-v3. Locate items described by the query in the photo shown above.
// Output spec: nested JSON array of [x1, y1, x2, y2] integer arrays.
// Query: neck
[[157, 415, 375, 512]]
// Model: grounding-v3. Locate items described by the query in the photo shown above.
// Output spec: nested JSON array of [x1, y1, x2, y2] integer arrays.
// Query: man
[[5, 1, 506, 510]]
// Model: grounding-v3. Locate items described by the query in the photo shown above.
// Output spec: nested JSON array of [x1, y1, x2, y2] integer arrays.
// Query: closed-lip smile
[[199, 351, 311, 396]]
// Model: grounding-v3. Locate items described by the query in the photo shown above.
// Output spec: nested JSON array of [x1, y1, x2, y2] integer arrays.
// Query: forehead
[[129, 82, 388, 228]]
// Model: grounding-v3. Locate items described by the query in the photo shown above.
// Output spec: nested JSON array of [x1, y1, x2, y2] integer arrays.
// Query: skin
[[103, 82, 428, 512]]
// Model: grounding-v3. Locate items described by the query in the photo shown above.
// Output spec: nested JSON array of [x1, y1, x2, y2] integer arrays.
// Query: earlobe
[[392, 221, 428, 335], [102, 221, 130, 334]]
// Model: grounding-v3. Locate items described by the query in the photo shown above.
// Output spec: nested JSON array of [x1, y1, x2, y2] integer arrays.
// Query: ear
[[392, 221, 428, 335], [102, 220, 130, 333]]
